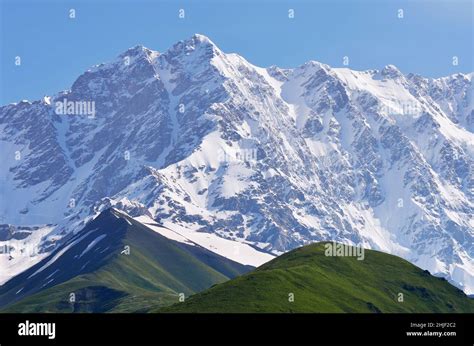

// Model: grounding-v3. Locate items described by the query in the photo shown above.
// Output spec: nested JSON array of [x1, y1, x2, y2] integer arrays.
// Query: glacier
[[0, 34, 473, 294]]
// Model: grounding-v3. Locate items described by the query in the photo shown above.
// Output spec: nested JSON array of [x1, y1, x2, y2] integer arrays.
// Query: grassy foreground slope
[[159, 242, 474, 313], [1, 209, 251, 313]]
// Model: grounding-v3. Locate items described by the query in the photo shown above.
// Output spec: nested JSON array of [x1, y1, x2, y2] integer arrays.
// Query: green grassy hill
[[158, 242, 474, 313], [1, 209, 251, 313]]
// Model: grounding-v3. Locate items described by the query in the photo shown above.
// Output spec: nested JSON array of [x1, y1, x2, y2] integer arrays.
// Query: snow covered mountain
[[0, 34, 473, 294], [0, 208, 254, 311]]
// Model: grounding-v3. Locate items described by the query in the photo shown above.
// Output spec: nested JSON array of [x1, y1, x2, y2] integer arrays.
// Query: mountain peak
[[2, 33, 473, 299], [163, 33, 223, 63], [192, 33, 214, 44], [380, 64, 402, 78], [305, 60, 331, 71], [181, 33, 220, 52], [119, 44, 156, 59]]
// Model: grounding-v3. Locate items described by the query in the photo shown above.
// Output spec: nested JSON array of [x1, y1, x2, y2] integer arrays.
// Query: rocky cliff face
[[1, 34, 473, 293]]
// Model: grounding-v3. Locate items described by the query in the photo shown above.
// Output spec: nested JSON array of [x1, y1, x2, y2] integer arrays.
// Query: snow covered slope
[[134, 215, 274, 267], [0, 34, 472, 293], [0, 208, 252, 310]]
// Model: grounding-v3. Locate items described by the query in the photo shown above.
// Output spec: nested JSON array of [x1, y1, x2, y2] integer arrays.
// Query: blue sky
[[1, 0, 472, 104]]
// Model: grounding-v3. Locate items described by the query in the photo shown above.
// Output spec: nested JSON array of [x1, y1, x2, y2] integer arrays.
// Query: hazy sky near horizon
[[1, 0, 472, 104]]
